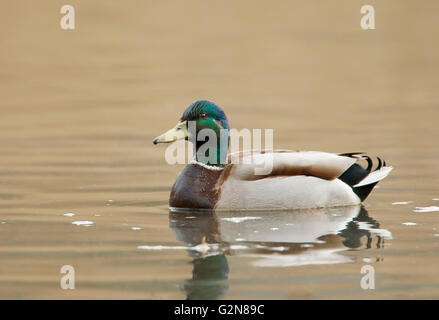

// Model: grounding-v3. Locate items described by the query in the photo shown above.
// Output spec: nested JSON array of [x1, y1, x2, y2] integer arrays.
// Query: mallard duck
[[153, 100, 392, 211]]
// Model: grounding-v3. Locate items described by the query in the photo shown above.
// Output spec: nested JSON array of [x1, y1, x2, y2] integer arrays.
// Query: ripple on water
[[137, 243, 220, 253], [137, 245, 187, 250], [63, 213, 76, 217], [221, 217, 262, 223], [72, 221, 95, 226], [413, 206, 439, 213]]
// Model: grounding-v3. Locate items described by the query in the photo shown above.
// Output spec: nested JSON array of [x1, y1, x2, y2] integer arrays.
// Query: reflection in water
[[169, 206, 391, 299], [184, 255, 229, 300], [170, 212, 230, 300], [339, 209, 390, 249]]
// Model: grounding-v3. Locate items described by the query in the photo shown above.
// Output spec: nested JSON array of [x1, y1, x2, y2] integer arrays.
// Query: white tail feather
[[354, 166, 393, 187]]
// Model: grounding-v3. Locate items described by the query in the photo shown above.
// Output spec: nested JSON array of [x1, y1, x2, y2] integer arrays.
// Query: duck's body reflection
[[169, 206, 391, 299]]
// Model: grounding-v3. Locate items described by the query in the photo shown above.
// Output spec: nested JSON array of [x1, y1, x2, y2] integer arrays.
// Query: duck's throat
[[194, 134, 229, 166]]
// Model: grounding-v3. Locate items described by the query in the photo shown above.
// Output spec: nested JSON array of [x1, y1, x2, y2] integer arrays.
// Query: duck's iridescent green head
[[153, 100, 230, 166], [181, 100, 229, 134]]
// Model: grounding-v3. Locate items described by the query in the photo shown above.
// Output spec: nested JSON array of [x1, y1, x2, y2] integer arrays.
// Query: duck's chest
[[169, 164, 224, 210]]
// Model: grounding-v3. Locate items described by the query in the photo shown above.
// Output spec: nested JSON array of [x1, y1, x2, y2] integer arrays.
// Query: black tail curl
[[337, 152, 388, 201]]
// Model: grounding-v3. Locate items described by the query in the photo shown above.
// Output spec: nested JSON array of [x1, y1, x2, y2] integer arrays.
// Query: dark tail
[[338, 153, 392, 201]]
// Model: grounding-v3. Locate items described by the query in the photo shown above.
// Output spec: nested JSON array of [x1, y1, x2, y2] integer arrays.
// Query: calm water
[[0, 1, 439, 299]]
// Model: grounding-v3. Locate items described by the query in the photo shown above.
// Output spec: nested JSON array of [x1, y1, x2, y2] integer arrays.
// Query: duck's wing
[[225, 150, 392, 201], [227, 150, 359, 181]]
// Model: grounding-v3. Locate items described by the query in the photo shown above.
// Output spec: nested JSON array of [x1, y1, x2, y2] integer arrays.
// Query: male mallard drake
[[153, 100, 392, 211]]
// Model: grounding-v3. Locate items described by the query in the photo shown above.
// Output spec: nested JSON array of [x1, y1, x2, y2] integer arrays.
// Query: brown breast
[[169, 163, 225, 209]]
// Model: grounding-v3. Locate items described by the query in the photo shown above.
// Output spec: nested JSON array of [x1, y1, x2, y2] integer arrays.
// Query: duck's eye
[[200, 113, 208, 119]]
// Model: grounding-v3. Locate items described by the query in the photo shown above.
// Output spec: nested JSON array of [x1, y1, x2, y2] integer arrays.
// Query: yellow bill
[[153, 120, 188, 144]]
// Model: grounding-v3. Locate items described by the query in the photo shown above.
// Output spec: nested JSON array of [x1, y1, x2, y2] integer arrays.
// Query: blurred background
[[0, 0, 438, 299]]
